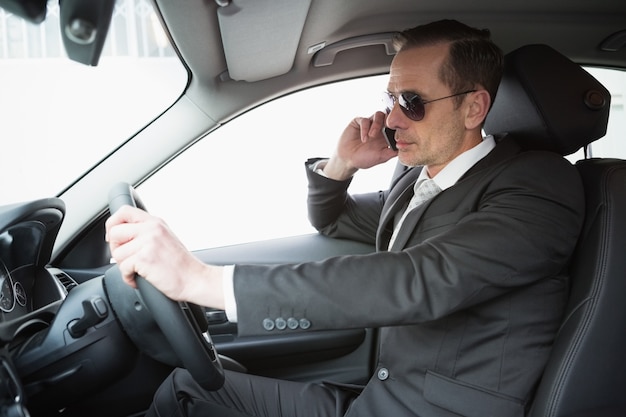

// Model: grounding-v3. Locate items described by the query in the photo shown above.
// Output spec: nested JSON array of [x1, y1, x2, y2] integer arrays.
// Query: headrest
[[484, 44, 611, 156]]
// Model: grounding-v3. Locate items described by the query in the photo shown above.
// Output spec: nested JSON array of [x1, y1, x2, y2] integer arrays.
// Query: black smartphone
[[383, 127, 397, 151]]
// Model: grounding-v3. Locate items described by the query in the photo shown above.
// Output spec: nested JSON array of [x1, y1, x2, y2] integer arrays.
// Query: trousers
[[145, 368, 359, 417]]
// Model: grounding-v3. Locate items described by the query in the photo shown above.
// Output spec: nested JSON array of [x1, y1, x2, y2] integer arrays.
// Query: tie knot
[[407, 178, 441, 211], [414, 178, 441, 199]]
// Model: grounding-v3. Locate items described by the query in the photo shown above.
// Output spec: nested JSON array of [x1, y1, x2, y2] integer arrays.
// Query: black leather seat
[[484, 44, 626, 416], [541, 158, 626, 417]]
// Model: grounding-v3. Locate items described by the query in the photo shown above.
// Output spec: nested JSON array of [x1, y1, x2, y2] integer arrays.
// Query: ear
[[464, 90, 491, 130]]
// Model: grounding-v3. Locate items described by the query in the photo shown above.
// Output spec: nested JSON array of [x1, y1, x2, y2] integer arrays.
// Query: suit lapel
[[377, 136, 522, 251], [376, 167, 421, 250], [388, 198, 437, 251]]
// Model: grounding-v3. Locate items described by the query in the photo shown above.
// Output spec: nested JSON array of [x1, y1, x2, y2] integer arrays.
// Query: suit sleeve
[[233, 151, 584, 336], [305, 158, 387, 245]]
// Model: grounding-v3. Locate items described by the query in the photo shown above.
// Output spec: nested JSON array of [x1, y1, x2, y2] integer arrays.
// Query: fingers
[[379, 145, 399, 163], [105, 205, 160, 288], [358, 111, 387, 142], [118, 260, 138, 288], [103, 199, 223, 307], [105, 205, 154, 247], [331, 111, 397, 173], [105, 205, 149, 232]]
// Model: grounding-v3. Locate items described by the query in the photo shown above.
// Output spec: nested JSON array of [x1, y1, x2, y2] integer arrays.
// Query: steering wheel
[[107, 182, 225, 390]]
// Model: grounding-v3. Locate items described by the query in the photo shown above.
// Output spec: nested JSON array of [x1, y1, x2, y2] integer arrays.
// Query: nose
[[385, 101, 406, 130]]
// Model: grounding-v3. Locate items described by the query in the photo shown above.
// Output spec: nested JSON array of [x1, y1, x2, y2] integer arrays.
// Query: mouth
[[394, 140, 412, 150]]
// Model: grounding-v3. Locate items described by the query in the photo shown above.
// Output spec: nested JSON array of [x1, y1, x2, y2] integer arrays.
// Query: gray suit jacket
[[233, 137, 585, 417]]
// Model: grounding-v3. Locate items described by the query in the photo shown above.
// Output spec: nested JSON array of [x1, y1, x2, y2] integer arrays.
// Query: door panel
[[195, 233, 376, 384]]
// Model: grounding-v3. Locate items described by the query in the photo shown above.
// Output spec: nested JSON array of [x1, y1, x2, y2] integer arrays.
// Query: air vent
[[55, 271, 78, 293]]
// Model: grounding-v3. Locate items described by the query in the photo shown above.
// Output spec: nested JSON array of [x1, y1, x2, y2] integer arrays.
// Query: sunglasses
[[382, 90, 476, 121]]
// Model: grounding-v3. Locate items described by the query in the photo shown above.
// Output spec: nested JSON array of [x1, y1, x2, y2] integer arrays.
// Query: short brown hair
[[393, 19, 503, 110]]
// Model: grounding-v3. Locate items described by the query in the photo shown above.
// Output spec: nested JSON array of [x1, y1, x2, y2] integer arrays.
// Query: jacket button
[[377, 367, 389, 381], [262, 318, 275, 331], [275, 317, 287, 330], [287, 317, 299, 330], [299, 318, 311, 330]]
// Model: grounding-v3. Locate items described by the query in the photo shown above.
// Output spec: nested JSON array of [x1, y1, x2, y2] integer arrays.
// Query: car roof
[[156, 0, 626, 124]]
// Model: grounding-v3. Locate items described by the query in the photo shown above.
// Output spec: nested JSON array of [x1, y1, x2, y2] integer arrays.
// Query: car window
[[138, 68, 626, 252], [137, 75, 396, 250], [0, 0, 187, 205]]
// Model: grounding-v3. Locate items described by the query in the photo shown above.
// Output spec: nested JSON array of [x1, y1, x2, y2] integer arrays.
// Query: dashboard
[[0, 198, 72, 415], [0, 260, 26, 314], [0, 199, 67, 329], [0, 197, 159, 417], [0, 196, 235, 415]]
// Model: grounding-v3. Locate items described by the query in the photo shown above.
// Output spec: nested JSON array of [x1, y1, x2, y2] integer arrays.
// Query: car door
[[133, 75, 394, 384], [195, 234, 377, 383]]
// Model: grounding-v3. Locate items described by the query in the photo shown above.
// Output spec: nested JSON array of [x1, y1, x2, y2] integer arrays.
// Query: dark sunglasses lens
[[399, 93, 425, 121], [382, 92, 425, 121]]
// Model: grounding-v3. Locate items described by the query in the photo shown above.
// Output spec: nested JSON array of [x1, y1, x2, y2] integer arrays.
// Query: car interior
[[0, 1, 625, 416]]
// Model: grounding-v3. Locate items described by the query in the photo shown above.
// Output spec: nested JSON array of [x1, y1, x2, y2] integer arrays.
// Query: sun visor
[[217, 0, 311, 82]]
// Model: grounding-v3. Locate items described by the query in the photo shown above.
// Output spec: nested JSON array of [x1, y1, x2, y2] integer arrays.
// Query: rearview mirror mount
[[0, 0, 115, 66], [60, 0, 116, 66]]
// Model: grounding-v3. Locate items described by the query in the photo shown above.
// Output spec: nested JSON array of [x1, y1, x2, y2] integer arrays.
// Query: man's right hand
[[105, 205, 226, 310], [322, 111, 398, 181]]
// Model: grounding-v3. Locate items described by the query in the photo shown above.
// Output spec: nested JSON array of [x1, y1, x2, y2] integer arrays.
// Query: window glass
[[0, 0, 187, 205], [138, 75, 396, 250], [139, 68, 626, 252]]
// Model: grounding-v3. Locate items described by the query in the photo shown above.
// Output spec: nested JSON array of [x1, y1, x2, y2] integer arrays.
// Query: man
[[106, 20, 584, 417]]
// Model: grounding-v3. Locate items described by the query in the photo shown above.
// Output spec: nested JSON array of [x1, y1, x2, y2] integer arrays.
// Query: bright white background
[[138, 75, 399, 250]]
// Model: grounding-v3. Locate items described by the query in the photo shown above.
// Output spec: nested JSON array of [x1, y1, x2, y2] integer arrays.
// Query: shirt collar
[[418, 135, 496, 190]]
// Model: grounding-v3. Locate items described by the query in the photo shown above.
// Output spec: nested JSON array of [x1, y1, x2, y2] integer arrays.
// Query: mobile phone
[[383, 127, 397, 151]]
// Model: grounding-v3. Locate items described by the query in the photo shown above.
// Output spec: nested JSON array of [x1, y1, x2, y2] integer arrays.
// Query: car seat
[[484, 44, 626, 417]]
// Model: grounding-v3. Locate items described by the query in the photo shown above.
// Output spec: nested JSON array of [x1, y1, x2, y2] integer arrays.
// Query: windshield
[[0, 0, 187, 206]]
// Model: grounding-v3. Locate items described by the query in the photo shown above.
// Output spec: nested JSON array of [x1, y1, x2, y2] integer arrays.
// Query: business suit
[[230, 136, 585, 417]]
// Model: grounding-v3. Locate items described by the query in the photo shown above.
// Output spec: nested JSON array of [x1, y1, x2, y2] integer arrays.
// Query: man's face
[[386, 43, 479, 175]]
